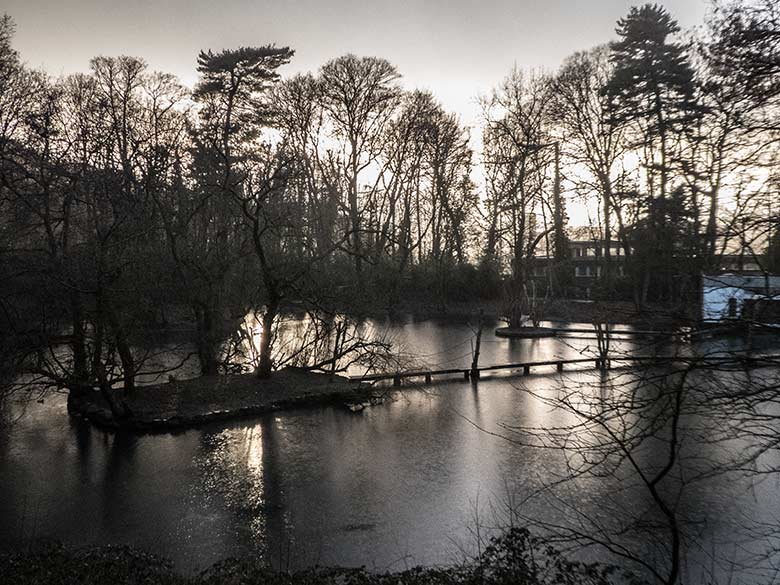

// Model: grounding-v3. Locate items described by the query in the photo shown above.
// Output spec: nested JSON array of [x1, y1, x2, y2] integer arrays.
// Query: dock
[[349, 353, 780, 386]]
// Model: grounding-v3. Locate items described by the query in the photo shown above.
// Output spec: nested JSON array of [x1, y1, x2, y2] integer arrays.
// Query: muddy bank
[[69, 368, 379, 433]]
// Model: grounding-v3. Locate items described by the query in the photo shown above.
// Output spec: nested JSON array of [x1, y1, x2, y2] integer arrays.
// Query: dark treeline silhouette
[[0, 1, 779, 410]]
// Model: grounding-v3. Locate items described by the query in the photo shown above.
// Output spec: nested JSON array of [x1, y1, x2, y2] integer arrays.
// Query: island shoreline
[[67, 369, 380, 434]]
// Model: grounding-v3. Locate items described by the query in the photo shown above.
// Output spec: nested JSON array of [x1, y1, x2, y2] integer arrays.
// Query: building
[[532, 227, 630, 298], [701, 274, 780, 324], [718, 254, 764, 275]]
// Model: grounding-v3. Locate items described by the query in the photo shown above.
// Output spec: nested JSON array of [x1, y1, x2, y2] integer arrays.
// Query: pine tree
[[606, 4, 700, 201], [194, 46, 294, 161]]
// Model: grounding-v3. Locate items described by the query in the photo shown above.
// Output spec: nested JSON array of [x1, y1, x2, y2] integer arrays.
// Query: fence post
[[470, 309, 484, 381]]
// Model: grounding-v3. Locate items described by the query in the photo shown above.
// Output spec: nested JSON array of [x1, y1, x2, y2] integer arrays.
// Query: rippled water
[[1, 316, 778, 582]]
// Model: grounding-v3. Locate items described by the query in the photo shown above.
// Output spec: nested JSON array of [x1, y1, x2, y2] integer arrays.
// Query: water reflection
[[0, 319, 778, 581]]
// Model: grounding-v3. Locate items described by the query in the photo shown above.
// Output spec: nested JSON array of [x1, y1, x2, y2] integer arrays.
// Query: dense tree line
[[0, 1, 779, 410]]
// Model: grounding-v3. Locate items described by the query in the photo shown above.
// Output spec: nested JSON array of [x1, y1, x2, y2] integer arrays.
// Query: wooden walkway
[[349, 353, 780, 386], [550, 327, 685, 336]]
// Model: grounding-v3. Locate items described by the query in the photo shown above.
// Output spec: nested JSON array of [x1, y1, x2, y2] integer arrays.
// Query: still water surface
[[1, 316, 778, 581]]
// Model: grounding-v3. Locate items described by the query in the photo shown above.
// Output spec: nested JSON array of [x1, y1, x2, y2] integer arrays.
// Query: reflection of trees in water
[[194, 426, 268, 562], [485, 353, 780, 585], [194, 419, 300, 568]]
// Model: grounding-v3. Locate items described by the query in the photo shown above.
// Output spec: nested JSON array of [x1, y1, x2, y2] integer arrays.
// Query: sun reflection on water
[[195, 426, 269, 559]]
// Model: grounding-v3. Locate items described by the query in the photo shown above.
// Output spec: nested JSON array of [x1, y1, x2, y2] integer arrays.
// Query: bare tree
[[551, 47, 629, 290], [318, 54, 402, 278], [482, 70, 559, 327]]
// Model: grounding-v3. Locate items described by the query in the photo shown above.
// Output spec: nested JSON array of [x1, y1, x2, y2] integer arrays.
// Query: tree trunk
[[349, 141, 363, 276], [195, 305, 221, 375], [107, 303, 136, 394], [96, 366, 131, 420], [66, 383, 91, 415], [257, 297, 280, 379], [69, 293, 88, 384], [601, 176, 613, 291]]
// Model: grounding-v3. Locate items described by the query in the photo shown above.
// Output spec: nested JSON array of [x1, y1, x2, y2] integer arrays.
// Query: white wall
[[702, 284, 750, 322]]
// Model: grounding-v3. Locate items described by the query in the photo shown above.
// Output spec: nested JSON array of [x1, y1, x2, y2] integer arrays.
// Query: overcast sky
[[8, 0, 708, 127]]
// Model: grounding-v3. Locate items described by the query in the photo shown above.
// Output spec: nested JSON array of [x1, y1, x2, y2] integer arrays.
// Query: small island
[[68, 369, 375, 432], [494, 326, 558, 338]]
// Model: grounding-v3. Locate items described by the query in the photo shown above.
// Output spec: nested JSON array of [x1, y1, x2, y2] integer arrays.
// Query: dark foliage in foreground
[[0, 528, 632, 585]]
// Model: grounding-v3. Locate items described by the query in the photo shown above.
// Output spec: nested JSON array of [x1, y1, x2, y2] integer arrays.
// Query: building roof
[[566, 226, 604, 243], [702, 273, 780, 293]]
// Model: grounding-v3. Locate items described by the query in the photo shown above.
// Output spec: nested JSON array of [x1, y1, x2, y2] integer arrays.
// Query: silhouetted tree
[[482, 70, 560, 326], [552, 47, 630, 291], [706, 0, 780, 130], [188, 45, 293, 376], [318, 55, 402, 279], [607, 4, 700, 203]]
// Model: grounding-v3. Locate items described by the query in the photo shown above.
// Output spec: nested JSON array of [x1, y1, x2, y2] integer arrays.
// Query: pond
[[1, 316, 778, 582]]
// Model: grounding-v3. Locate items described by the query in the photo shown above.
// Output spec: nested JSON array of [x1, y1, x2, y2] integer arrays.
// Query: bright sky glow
[[6, 0, 707, 128], [4, 0, 711, 225]]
